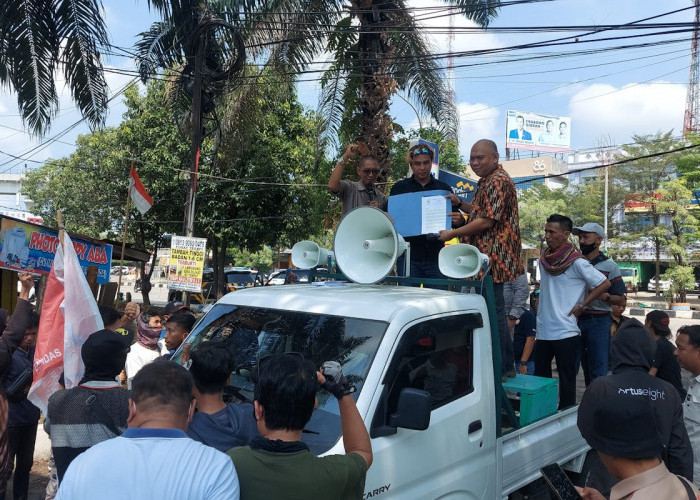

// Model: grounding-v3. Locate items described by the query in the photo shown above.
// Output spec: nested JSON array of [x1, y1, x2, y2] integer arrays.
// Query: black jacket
[[578, 318, 693, 479]]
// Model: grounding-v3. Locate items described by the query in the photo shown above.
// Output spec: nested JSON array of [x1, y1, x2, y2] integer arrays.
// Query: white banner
[[505, 110, 571, 153]]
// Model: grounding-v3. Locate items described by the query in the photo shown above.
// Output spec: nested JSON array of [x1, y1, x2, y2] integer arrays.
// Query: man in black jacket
[[578, 318, 693, 495]]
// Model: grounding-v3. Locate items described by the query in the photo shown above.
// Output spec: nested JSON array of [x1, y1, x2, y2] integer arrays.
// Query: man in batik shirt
[[439, 139, 523, 379]]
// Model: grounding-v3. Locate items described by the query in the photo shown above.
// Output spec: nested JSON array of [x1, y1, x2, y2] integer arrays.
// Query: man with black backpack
[[46, 329, 131, 482]]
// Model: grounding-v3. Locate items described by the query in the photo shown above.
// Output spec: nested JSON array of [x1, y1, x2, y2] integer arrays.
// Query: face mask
[[580, 242, 596, 255]]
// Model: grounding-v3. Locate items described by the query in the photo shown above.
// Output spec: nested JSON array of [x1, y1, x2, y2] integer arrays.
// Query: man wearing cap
[[646, 310, 685, 398], [578, 318, 693, 496], [391, 143, 464, 284], [328, 143, 387, 216], [47, 329, 131, 481], [573, 221, 626, 386], [577, 392, 698, 499], [535, 214, 610, 409]]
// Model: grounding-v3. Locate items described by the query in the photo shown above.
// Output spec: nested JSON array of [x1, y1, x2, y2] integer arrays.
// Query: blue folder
[[388, 190, 451, 237]]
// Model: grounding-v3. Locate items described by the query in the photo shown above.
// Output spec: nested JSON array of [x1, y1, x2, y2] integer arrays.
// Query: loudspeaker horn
[[438, 244, 489, 279], [291, 241, 334, 269], [334, 206, 409, 284]]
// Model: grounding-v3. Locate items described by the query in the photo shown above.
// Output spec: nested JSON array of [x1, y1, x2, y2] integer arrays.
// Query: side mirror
[[389, 388, 431, 431]]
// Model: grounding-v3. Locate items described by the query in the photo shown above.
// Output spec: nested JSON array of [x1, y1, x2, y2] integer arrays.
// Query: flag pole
[[116, 162, 133, 302], [57, 210, 64, 245]]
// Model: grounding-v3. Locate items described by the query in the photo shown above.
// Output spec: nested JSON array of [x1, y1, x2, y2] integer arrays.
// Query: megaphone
[[334, 206, 409, 284], [438, 244, 489, 279], [291, 241, 334, 269]]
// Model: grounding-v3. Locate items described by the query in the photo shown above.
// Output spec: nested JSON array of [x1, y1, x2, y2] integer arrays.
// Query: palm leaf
[[5, 0, 59, 135], [55, 0, 109, 131]]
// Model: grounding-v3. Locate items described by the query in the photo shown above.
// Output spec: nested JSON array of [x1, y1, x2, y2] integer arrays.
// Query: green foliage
[[517, 184, 568, 247], [227, 247, 274, 273], [1, 0, 109, 134], [661, 265, 695, 303]]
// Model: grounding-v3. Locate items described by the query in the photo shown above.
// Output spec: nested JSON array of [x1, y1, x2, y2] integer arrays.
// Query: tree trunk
[[217, 237, 228, 298], [654, 235, 661, 299], [358, 4, 396, 193]]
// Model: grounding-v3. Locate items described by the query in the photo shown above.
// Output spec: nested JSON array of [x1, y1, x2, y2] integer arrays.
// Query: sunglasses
[[361, 169, 380, 175], [410, 147, 432, 158]]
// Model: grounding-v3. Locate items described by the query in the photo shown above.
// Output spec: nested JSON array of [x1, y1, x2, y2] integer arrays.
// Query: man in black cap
[[47, 329, 131, 481], [576, 395, 698, 499], [577, 318, 693, 496], [645, 310, 685, 398]]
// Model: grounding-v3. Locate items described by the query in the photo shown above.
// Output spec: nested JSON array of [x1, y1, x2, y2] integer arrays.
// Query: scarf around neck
[[540, 241, 582, 276], [136, 315, 161, 350]]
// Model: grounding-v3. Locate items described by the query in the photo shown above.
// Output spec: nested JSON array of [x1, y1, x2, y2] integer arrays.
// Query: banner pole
[[116, 163, 133, 302]]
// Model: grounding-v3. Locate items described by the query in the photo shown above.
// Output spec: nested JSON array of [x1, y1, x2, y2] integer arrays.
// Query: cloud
[[457, 101, 499, 156], [568, 82, 686, 147]]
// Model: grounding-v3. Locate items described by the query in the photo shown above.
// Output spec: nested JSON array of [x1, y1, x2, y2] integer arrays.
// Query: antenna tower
[[447, 13, 456, 108], [684, 0, 700, 138]]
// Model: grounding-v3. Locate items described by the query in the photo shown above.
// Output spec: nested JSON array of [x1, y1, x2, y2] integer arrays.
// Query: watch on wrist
[[508, 315, 518, 320]]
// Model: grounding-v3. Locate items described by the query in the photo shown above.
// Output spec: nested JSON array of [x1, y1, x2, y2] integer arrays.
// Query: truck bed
[[498, 406, 589, 497]]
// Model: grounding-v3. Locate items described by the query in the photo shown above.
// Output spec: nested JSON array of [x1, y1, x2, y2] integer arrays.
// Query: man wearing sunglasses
[[389, 144, 464, 284], [329, 143, 388, 217], [228, 354, 372, 499]]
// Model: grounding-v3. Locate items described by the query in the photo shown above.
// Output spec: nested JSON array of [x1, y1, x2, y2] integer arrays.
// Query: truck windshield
[[171, 304, 387, 455], [620, 268, 635, 277]]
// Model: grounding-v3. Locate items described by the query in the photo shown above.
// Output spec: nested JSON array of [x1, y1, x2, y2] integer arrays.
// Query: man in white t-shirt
[[57, 361, 239, 500], [534, 214, 610, 409]]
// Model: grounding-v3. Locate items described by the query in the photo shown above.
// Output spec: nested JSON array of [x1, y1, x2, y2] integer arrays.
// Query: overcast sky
[[0, 0, 693, 178]]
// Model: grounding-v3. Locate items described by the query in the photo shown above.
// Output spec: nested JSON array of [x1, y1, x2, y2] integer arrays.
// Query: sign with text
[[505, 110, 571, 153], [0, 217, 112, 283], [168, 236, 207, 292]]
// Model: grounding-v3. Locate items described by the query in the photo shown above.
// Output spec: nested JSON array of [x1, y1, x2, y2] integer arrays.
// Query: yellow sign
[[168, 236, 207, 292]]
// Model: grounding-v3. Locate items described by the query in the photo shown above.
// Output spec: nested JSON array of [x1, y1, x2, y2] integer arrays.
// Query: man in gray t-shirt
[[573, 222, 627, 386], [328, 143, 387, 217]]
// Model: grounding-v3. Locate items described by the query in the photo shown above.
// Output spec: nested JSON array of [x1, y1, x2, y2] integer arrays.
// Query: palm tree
[[238, 0, 498, 182], [0, 0, 109, 135]]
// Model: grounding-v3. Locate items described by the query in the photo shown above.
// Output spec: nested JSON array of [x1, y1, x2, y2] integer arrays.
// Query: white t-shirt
[[125, 342, 160, 389], [56, 428, 239, 500], [536, 258, 606, 341]]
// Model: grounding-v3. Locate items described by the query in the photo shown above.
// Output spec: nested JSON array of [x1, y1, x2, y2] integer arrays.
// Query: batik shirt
[[465, 166, 524, 283]]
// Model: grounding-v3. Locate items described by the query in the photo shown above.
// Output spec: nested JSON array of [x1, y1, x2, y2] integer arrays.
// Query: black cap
[[81, 329, 130, 379], [646, 309, 671, 335], [579, 394, 664, 460], [164, 301, 190, 316]]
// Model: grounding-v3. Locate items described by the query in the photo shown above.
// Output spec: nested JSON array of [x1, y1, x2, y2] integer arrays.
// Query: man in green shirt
[[227, 354, 373, 499]]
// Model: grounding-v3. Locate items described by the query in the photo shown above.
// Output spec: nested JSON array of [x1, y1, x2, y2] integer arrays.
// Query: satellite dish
[[334, 207, 408, 284], [438, 244, 489, 279], [291, 241, 334, 269]]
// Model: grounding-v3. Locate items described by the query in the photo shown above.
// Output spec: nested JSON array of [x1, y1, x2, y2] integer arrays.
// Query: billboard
[[505, 110, 571, 153], [168, 236, 207, 293], [0, 217, 112, 283]]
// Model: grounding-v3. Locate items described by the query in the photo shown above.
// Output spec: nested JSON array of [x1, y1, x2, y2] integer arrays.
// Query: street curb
[[629, 308, 700, 320]]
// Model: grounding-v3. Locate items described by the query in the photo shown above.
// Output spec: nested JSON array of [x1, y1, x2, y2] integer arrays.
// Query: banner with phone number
[[0, 217, 113, 284], [168, 236, 207, 293]]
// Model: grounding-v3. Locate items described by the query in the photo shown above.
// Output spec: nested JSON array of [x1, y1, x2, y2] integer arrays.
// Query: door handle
[[468, 420, 482, 434]]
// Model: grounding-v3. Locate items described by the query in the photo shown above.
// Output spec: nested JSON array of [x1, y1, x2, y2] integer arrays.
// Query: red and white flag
[[129, 166, 153, 215], [27, 233, 104, 414]]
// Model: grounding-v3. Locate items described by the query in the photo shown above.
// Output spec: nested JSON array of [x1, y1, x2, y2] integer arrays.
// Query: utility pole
[[183, 34, 205, 238]]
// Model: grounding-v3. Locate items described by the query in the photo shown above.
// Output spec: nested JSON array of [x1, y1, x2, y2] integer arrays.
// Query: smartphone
[[540, 463, 580, 500]]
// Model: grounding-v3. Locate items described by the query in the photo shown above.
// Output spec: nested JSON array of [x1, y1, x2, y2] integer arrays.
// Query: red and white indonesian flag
[[27, 233, 104, 414], [129, 166, 153, 215]]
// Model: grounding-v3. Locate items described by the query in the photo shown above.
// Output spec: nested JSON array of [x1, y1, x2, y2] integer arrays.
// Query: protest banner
[[168, 236, 207, 293], [0, 216, 112, 283]]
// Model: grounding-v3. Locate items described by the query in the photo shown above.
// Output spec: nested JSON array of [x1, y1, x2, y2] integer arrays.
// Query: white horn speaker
[[438, 244, 489, 279], [291, 241, 334, 269], [334, 206, 408, 284]]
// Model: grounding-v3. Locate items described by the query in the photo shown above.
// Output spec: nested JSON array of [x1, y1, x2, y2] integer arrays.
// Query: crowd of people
[[330, 138, 700, 498], [0, 139, 698, 498]]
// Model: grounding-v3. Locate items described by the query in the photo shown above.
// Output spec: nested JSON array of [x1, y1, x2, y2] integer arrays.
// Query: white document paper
[[421, 195, 447, 234]]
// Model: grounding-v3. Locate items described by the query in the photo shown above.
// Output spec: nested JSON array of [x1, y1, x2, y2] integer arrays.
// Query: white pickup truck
[[173, 280, 590, 499]]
